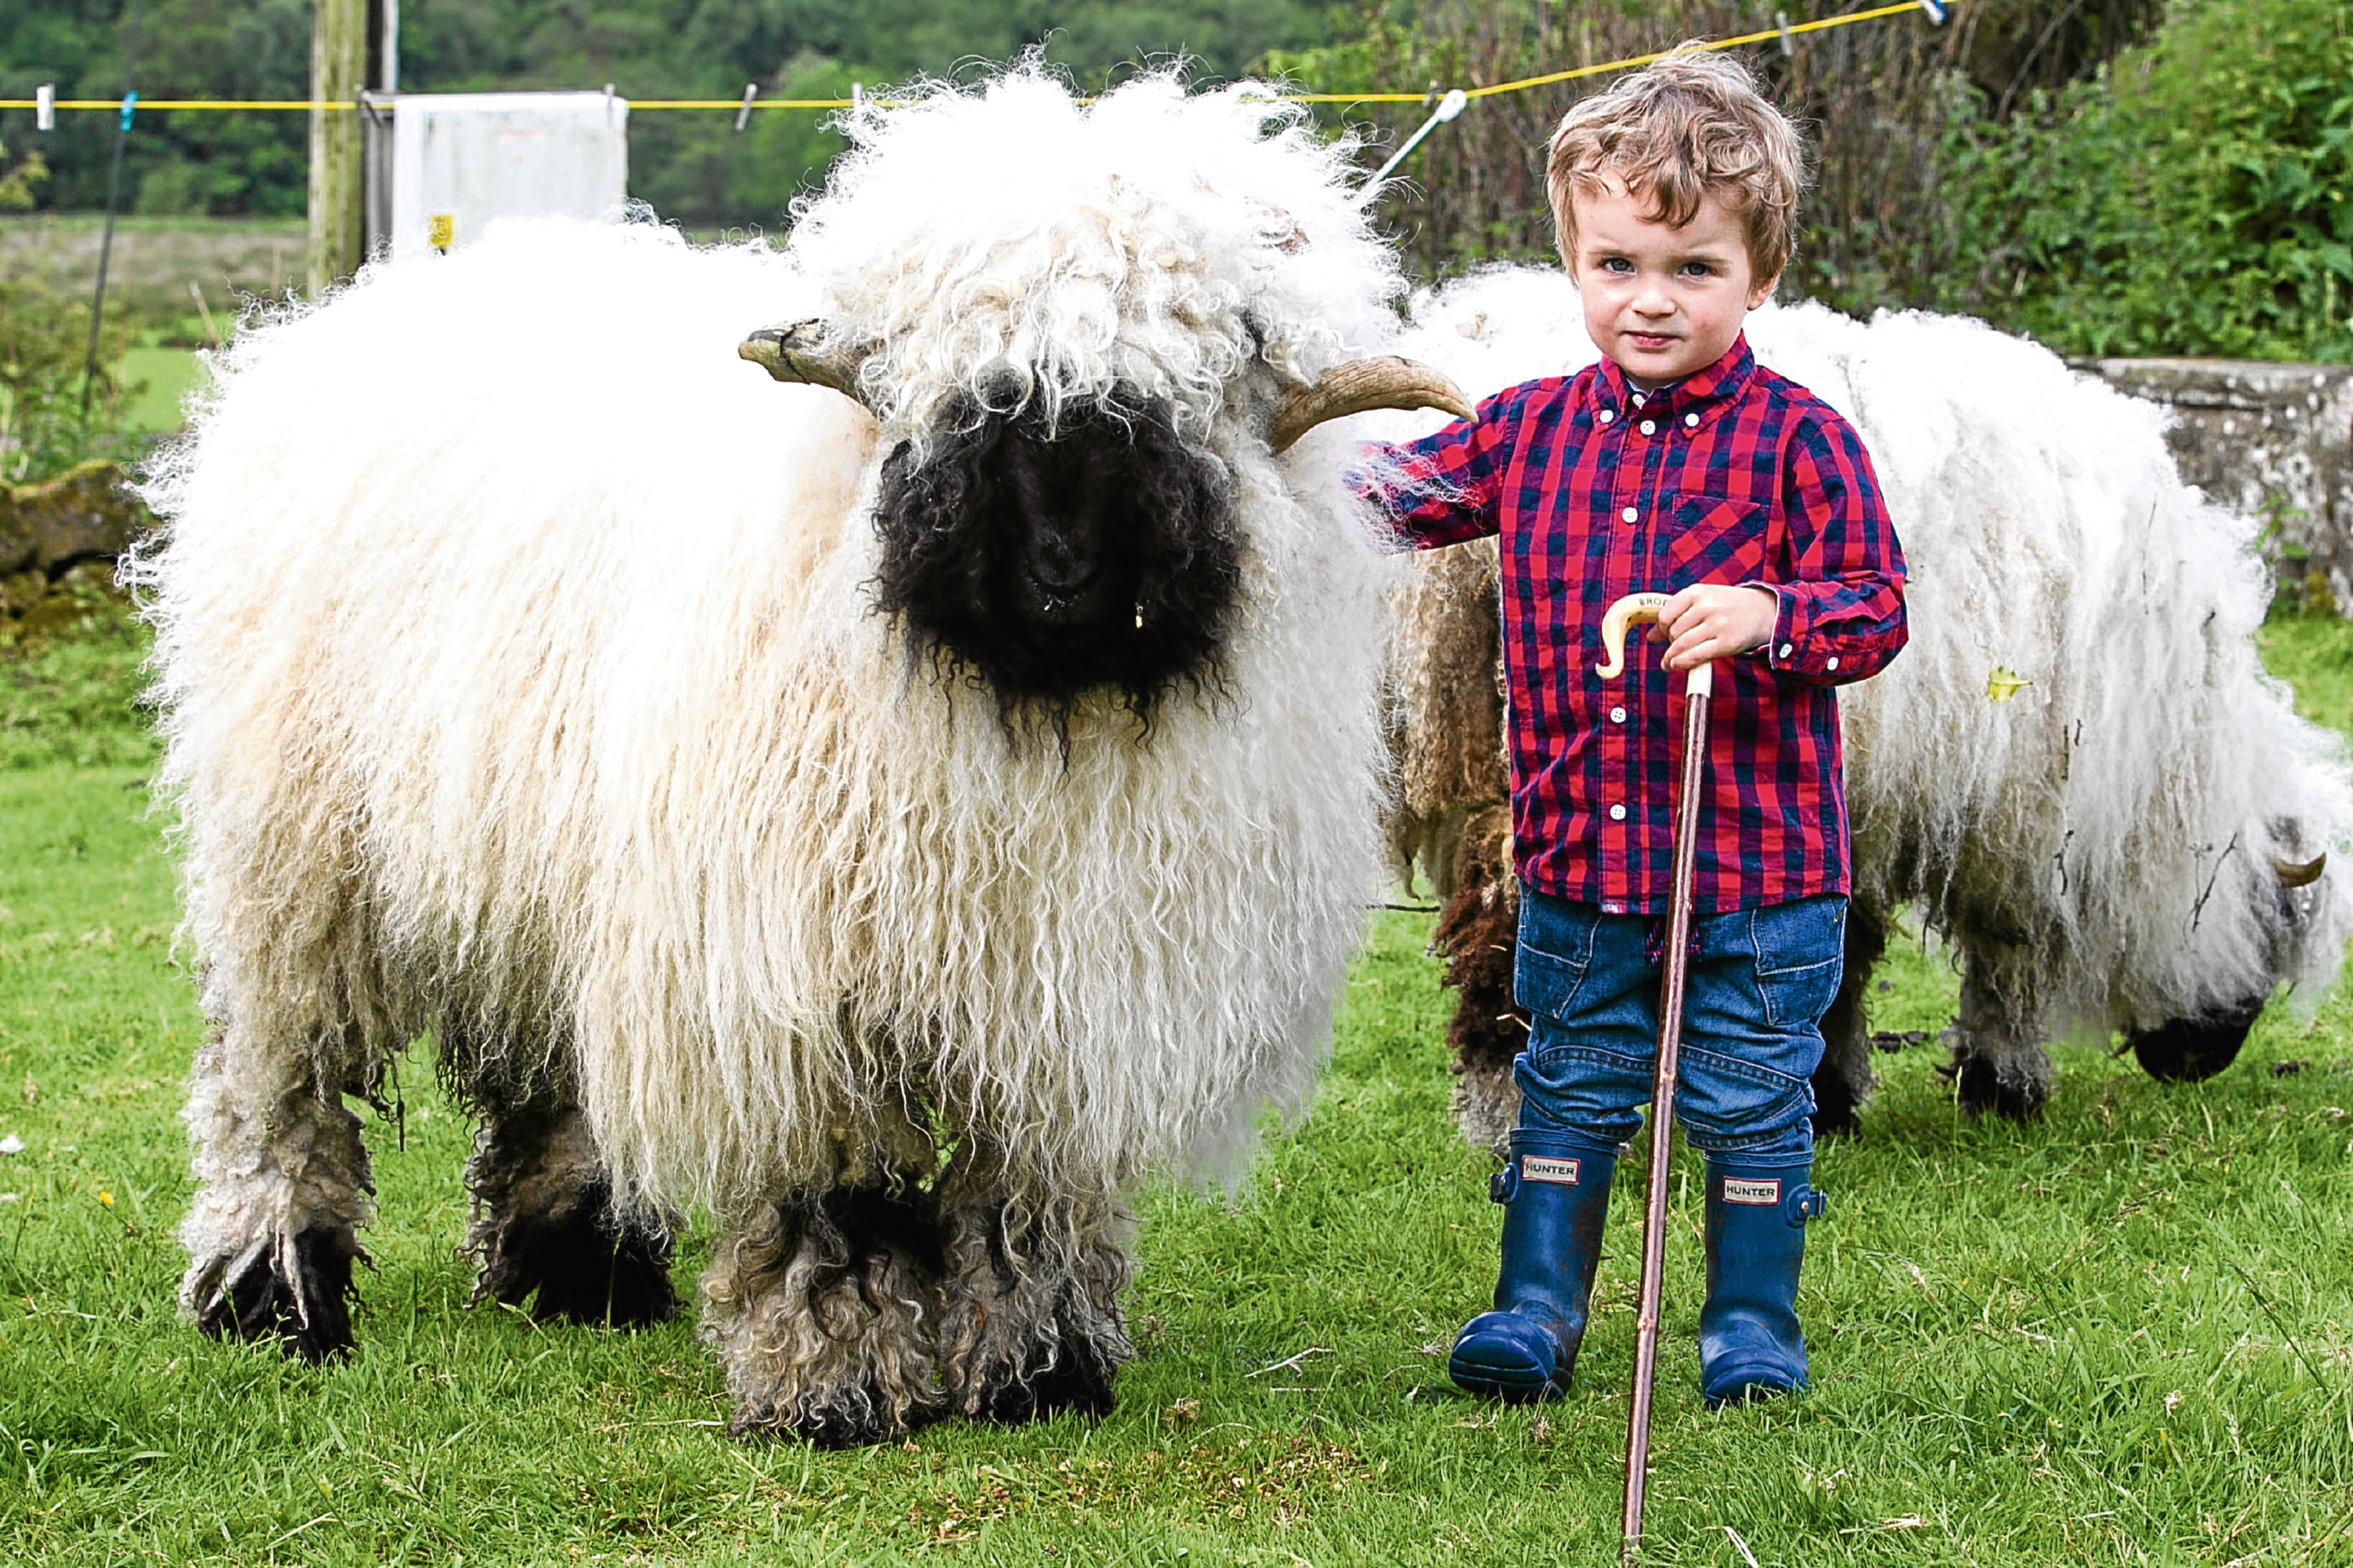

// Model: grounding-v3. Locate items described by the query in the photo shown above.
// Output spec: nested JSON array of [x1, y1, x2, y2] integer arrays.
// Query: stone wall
[[0, 463, 150, 642], [2079, 358, 2353, 613]]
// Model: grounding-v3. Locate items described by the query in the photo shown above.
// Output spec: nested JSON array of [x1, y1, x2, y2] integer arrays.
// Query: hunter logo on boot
[[1723, 1177, 1781, 1206], [1522, 1155, 1581, 1185]]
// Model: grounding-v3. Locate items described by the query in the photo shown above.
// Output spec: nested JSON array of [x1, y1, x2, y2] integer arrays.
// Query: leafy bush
[[1935, 0, 2353, 362], [0, 133, 46, 209], [0, 272, 144, 486]]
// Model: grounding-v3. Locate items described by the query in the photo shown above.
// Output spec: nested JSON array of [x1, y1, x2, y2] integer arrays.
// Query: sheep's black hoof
[[969, 1333, 1120, 1427], [195, 1228, 359, 1363], [475, 1188, 679, 1328], [1948, 1051, 2048, 1122], [2128, 1003, 2260, 1084]]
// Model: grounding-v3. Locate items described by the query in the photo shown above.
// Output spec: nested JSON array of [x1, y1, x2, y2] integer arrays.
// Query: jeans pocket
[[1514, 897, 1593, 1022], [1750, 896, 1847, 1030]]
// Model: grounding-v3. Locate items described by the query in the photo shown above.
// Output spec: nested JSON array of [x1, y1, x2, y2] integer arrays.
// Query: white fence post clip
[[735, 82, 758, 132], [1777, 12, 1795, 55], [35, 83, 54, 132], [1356, 86, 1468, 208]]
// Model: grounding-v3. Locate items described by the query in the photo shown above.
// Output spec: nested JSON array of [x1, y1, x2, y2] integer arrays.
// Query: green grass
[[2, 615, 2353, 1563], [2261, 614, 2353, 735], [118, 346, 204, 435], [0, 599, 158, 770]]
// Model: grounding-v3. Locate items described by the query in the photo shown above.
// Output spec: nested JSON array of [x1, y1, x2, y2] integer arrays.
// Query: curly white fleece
[[135, 66, 1412, 1254]]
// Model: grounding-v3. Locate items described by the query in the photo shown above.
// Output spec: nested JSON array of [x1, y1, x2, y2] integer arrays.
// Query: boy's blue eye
[[1602, 257, 1633, 274]]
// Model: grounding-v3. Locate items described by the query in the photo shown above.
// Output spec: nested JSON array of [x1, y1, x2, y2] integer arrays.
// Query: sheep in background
[[1384, 538, 1507, 899], [132, 68, 1467, 1446], [1373, 267, 2351, 1144]]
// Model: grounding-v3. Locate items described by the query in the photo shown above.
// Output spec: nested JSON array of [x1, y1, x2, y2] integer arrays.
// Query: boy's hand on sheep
[[1647, 584, 1779, 671]]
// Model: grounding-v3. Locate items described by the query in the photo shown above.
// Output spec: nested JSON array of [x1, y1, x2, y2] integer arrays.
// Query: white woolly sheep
[[1371, 267, 2353, 1143], [131, 70, 1467, 1446]]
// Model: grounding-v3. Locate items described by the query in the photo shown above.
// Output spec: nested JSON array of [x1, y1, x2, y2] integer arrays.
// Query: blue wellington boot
[[1699, 1162, 1827, 1409], [1449, 1138, 1614, 1402]]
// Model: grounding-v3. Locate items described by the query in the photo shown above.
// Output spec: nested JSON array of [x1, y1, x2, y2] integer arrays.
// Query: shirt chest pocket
[[1660, 493, 1768, 587]]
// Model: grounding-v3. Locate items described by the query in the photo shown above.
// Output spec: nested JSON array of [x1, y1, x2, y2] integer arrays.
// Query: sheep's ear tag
[[1986, 666, 2033, 703]]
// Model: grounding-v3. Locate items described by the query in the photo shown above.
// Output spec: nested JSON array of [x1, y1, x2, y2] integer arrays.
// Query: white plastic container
[[387, 92, 629, 264]]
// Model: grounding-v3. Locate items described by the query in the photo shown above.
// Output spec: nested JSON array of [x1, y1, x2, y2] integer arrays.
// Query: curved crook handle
[[1595, 593, 1671, 679], [1595, 591, 1715, 697]]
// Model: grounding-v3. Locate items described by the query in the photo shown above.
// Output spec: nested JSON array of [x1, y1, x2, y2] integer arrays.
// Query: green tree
[[5, 0, 1351, 227]]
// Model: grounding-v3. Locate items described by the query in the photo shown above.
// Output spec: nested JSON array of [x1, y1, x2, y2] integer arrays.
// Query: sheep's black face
[[871, 387, 1241, 731], [2126, 997, 2265, 1084]]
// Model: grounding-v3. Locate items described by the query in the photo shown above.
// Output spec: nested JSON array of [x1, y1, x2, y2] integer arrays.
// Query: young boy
[[1372, 50, 1907, 1407]]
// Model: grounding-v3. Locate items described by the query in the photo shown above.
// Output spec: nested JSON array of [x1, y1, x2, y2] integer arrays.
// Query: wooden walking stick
[[1593, 591, 1717, 1565]]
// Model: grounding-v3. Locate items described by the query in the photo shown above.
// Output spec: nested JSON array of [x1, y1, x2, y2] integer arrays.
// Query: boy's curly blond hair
[[1546, 47, 1807, 282]]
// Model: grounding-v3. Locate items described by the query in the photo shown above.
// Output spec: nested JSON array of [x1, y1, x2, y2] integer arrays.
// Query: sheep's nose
[[1034, 540, 1086, 590]]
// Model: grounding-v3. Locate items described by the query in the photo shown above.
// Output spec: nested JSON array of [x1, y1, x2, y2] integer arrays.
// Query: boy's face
[[1568, 177, 1778, 388]]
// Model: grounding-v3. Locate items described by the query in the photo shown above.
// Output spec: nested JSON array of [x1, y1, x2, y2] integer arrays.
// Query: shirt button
[[1621, 506, 1638, 524], [1827, 656, 1840, 671], [1598, 409, 1615, 424], [1684, 412, 1700, 428], [1639, 419, 1656, 435], [1609, 803, 1627, 821], [1779, 643, 1793, 658], [1610, 705, 1627, 723]]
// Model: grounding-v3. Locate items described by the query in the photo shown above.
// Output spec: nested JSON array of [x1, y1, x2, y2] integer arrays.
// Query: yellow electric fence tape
[[0, 4, 1929, 115]]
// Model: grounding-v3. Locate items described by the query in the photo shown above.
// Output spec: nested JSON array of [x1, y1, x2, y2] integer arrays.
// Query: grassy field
[[118, 346, 206, 436], [2, 609, 2351, 1565]]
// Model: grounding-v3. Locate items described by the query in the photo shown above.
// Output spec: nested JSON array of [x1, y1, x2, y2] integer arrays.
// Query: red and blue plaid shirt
[[1373, 334, 1907, 914]]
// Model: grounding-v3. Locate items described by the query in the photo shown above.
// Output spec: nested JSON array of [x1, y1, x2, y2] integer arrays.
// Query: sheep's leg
[[1435, 810, 1526, 1158], [1948, 942, 2052, 1121], [933, 1157, 1132, 1427], [701, 1185, 947, 1447], [463, 1079, 678, 1328], [179, 1028, 374, 1362], [1809, 902, 1889, 1137]]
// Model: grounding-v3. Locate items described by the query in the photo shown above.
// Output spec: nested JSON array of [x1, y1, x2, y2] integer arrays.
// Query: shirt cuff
[[1759, 588, 1852, 679], [1741, 582, 1785, 664]]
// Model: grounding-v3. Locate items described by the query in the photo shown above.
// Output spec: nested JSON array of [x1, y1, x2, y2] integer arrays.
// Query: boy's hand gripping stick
[[1595, 591, 1714, 1564]]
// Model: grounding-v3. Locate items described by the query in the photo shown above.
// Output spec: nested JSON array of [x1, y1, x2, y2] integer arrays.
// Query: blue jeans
[[1510, 887, 1846, 1166]]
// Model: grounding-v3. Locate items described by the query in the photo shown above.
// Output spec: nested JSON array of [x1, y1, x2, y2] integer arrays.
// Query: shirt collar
[[1588, 333, 1756, 425]]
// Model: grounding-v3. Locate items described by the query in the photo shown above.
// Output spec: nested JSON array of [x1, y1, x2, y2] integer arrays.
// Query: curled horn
[[740, 318, 874, 409], [1271, 357, 1473, 453], [2274, 852, 2328, 887]]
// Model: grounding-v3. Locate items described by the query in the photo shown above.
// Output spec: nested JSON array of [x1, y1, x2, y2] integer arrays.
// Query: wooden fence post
[[307, 0, 367, 297]]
